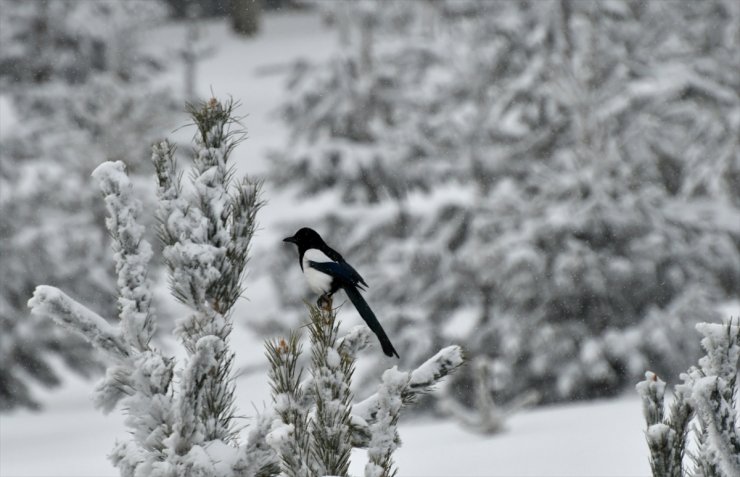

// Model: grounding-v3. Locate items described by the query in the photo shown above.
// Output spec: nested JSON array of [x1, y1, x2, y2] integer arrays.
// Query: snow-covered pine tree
[[637, 316, 740, 477], [28, 98, 463, 476], [265, 0, 740, 413], [265, 304, 463, 477], [0, 0, 176, 411]]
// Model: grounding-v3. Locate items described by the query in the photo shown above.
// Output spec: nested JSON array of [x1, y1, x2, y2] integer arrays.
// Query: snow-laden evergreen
[[265, 304, 463, 477], [637, 317, 740, 477], [0, 0, 176, 411], [681, 320, 740, 477], [28, 98, 463, 476], [265, 0, 740, 414]]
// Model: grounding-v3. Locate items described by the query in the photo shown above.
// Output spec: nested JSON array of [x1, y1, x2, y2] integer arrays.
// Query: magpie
[[283, 227, 399, 358]]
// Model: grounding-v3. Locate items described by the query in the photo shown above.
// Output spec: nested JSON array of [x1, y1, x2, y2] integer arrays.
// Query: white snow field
[[1, 11, 652, 477], [0, 367, 649, 476]]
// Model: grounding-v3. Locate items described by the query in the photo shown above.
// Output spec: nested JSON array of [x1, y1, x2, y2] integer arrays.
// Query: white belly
[[302, 249, 334, 295]]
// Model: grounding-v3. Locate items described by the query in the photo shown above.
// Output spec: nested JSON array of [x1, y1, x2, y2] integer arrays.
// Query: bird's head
[[283, 227, 325, 251]]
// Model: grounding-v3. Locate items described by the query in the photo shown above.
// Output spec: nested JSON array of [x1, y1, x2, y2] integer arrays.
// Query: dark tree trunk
[[231, 0, 260, 36]]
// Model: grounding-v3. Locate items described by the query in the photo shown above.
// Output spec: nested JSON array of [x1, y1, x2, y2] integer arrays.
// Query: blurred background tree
[[164, 0, 302, 35], [231, 0, 261, 36], [265, 0, 740, 414], [0, 0, 176, 411]]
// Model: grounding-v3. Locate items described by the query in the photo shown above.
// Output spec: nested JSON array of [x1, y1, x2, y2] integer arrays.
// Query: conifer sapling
[[28, 97, 464, 476]]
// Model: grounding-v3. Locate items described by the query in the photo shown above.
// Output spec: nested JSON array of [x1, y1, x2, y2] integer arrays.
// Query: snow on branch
[[154, 99, 263, 352], [636, 371, 689, 477], [681, 319, 740, 477], [690, 376, 740, 477], [169, 336, 226, 455], [352, 345, 464, 445], [338, 325, 373, 358], [92, 160, 155, 351], [307, 306, 353, 477], [265, 333, 311, 477], [264, 306, 464, 475], [151, 140, 189, 246], [638, 317, 740, 477], [27, 98, 259, 476], [29, 286, 129, 360], [29, 160, 175, 430], [407, 345, 465, 396], [223, 176, 263, 311], [234, 410, 281, 477], [365, 368, 408, 477]]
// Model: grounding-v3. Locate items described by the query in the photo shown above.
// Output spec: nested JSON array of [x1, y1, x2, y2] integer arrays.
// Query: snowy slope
[[0, 11, 651, 477]]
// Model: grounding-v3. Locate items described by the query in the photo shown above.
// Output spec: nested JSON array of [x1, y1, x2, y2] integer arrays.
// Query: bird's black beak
[[283, 236, 296, 244]]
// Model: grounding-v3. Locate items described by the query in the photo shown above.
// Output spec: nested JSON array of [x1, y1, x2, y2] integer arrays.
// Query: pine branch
[[264, 307, 465, 471], [29, 161, 177, 462], [683, 319, 740, 477], [308, 306, 353, 477], [338, 325, 373, 358], [92, 365, 134, 414], [28, 286, 130, 360], [116, 351, 174, 455], [92, 161, 156, 351], [666, 390, 692, 475], [220, 176, 264, 312], [170, 335, 225, 455], [151, 140, 185, 248], [365, 368, 408, 477], [235, 410, 281, 477], [352, 345, 464, 446], [266, 333, 311, 477], [691, 377, 740, 477], [639, 318, 740, 477], [405, 345, 466, 399], [154, 98, 263, 449], [636, 371, 688, 477]]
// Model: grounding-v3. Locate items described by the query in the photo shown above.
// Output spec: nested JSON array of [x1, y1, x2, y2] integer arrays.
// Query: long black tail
[[343, 286, 399, 358]]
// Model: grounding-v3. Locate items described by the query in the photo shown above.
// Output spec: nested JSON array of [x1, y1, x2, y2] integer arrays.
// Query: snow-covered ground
[[0, 11, 651, 476], [0, 368, 648, 476]]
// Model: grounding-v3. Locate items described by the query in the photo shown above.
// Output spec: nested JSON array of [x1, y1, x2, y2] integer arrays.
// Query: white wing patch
[[302, 248, 334, 295]]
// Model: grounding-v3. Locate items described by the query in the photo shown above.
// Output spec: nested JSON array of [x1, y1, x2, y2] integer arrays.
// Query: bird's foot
[[317, 294, 333, 312]]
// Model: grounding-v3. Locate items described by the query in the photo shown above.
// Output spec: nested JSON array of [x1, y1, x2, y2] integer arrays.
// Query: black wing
[[321, 244, 369, 289], [308, 260, 368, 291]]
